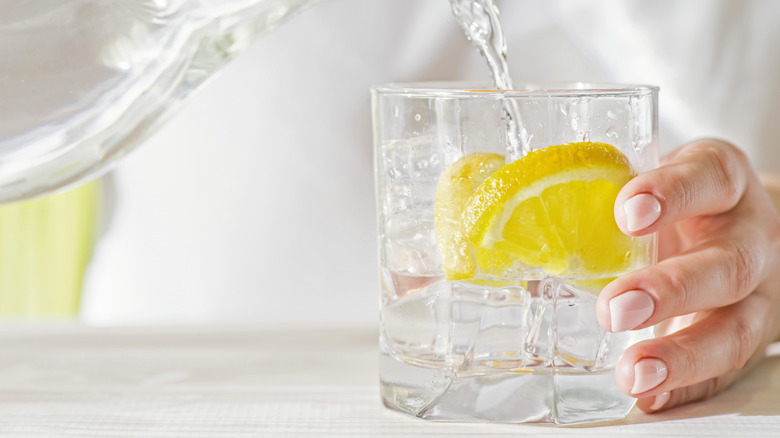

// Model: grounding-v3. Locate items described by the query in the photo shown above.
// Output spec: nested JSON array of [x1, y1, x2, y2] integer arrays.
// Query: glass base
[[378, 277, 652, 424], [380, 351, 635, 425]]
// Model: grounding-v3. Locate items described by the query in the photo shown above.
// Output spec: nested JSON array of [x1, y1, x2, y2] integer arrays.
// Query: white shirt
[[80, 0, 780, 324]]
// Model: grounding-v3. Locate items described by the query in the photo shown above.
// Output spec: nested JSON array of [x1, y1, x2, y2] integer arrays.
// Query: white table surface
[[0, 322, 779, 437]]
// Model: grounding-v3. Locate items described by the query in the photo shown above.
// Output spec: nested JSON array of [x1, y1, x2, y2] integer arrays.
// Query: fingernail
[[609, 290, 654, 332], [624, 193, 661, 232], [650, 391, 671, 411], [632, 358, 668, 395]]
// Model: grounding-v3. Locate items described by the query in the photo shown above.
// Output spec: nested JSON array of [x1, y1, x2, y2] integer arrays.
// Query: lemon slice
[[463, 142, 640, 278], [434, 153, 506, 280]]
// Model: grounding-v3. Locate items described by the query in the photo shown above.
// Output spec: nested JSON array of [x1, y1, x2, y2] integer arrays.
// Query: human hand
[[597, 138, 780, 412]]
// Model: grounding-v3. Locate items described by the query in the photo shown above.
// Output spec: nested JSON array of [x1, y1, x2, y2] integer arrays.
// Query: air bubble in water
[[414, 114, 422, 122], [632, 136, 642, 152], [605, 126, 618, 138], [607, 110, 616, 120], [393, 106, 399, 117], [521, 133, 534, 151], [581, 132, 590, 142]]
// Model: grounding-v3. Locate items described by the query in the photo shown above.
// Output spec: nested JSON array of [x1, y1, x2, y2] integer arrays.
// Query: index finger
[[615, 139, 750, 235]]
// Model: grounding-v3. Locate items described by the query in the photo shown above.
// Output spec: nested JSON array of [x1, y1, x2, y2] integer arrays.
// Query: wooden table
[[0, 322, 778, 437]]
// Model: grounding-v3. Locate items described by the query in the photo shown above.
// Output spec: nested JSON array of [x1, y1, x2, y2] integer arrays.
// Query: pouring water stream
[[449, 0, 529, 159]]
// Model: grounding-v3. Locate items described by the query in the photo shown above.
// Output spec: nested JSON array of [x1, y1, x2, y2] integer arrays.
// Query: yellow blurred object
[[0, 180, 100, 315]]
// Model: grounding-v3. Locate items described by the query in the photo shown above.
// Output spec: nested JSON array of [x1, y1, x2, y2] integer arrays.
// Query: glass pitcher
[[0, 0, 319, 203]]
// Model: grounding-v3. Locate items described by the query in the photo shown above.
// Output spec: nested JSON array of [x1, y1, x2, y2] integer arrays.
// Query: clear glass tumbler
[[372, 82, 658, 424]]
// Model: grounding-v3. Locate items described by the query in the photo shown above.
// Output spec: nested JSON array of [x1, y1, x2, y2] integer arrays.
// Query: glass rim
[[371, 81, 659, 98]]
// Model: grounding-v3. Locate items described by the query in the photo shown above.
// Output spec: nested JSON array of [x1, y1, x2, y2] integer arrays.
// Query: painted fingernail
[[650, 391, 671, 411], [632, 358, 668, 395], [624, 193, 661, 232], [609, 290, 654, 332]]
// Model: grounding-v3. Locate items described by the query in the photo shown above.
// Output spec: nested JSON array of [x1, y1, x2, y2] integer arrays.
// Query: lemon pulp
[[435, 142, 642, 282]]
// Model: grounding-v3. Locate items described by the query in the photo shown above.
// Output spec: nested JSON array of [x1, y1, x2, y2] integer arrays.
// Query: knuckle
[[730, 314, 758, 372], [671, 139, 750, 214], [669, 335, 701, 380], [678, 385, 693, 406], [659, 264, 691, 310], [713, 139, 749, 164], [662, 166, 696, 212], [676, 377, 728, 409], [702, 377, 726, 400], [724, 240, 762, 299], [699, 141, 745, 207]]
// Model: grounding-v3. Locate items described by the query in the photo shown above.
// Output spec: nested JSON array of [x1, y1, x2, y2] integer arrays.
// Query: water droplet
[[414, 113, 421, 122], [632, 133, 642, 152], [392, 105, 399, 117], [521, 133, 534, 151]]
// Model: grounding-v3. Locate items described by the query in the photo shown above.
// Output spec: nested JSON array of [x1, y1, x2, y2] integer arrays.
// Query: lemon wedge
[[463, 142, 640, 278], [434, 153, 506, 280]]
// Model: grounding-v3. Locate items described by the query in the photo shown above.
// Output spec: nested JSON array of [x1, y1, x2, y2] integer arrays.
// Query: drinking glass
[[372, 82, 658, 424]]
